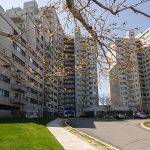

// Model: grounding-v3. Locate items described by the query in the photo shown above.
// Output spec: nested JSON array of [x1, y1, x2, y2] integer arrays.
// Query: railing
[[11, 83, 27, 93], [10, 97, 26, 105]]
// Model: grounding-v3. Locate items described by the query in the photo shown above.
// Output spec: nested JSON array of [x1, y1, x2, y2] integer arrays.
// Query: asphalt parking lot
[[68, 118, 150, 150]]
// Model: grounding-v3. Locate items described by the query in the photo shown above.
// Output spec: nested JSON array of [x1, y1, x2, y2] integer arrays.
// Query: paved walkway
[[47, 118, 98, 150]]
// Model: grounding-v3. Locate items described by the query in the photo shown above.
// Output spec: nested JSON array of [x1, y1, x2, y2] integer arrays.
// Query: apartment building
[[0, 1, 98, 118], [108, 30, 150, 112], [137, 28, 150, 111], [40, 6, 64, 117], [63, 36, 76, 116], [74, 27, 98, 117], [63, 28, 98, 117], [0, 1, 64, 118]]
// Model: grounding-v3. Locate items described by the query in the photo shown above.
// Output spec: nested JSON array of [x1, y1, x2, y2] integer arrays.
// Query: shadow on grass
[[0, 118, 55, 126]]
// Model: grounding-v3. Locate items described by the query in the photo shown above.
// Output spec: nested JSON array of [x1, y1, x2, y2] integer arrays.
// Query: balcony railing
[[11, 83, 27, 93], [65, 95, 75, 98], [44, 106, 50, 110], [10, 97, 26, 105], [9, 15, 24, 23]]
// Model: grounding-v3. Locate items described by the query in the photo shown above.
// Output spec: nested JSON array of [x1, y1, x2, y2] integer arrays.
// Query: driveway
[[68, 118, 150, 150]]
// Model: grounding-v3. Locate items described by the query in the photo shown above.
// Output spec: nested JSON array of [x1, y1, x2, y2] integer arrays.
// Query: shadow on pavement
[[68, 118, 129, 128]]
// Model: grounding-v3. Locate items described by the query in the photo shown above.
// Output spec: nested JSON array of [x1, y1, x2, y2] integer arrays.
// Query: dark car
[[133, 113, 147, 119], [103, 115, 115, 119], [115, 114, 127, 120], [146, 114, 150, 119]]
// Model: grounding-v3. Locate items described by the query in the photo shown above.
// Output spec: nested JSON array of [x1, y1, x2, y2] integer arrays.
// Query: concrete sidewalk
[[47, 118, 98, 150]]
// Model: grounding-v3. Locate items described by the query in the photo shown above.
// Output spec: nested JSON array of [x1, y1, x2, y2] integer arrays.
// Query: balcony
[[64, 82, 75, 85], [44, 106, 50, 110], [81, 89, 89, 91], [65, 85, 75, 88], [13, 70, 26, 81], [10, 97, 26, 105], [64, 48, 74, 53], [65, 95, 75, 98], [10, 15, 24, 23], [81, 84, 89, 87], [64, 62, 74, 66], [11, 83, 27, 93]]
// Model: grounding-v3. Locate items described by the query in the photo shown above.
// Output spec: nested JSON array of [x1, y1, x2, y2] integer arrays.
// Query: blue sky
[[0, 0, 150, 96]]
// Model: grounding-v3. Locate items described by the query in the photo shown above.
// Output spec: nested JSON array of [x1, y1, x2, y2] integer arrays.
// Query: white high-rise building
[[63, 28, 99, 117], [108, 29, 150, 112], [108, 31, 142, 111], [74, 28, 98, 117], [136, 28, 150, 111]]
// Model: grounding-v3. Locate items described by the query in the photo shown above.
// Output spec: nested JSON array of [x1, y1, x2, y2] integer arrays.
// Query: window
[[13, 42, 25, 56], [119, 77, 126, 80], [41, 36, 44, 41], [12, 54, 25, 66], [121, 92, 127, 95], [0, 89, 9, 97], [36, 38, 40, 43], [28, 56, 43, 71], [121, 87, 127, 90], [120, 82, 126, 85], [90, 102, 93, 105], [0, 74, 10, 84], [13, 30, 18, 36], [29, 57, 33, 63], [20, 37, 26, 44], [27, 97, 38, 104], [27, 86, 42, 96], [140, 84, 145, 87], [15, 93, 21, 99]]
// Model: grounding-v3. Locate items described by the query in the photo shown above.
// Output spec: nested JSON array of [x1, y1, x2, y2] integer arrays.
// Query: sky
[[0, 0, 150, 96]]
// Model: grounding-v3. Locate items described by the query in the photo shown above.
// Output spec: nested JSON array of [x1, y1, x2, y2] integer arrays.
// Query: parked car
[[133, 113, 147, 119], [96, 115, 104, 119], [103, 115, 115, 119], [115, 114, 127, 120], [93, 115, 99, 118]]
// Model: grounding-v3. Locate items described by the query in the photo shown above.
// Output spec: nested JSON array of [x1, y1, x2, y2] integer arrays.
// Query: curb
[[65, 120, 120, 150], [141, 121, 150, 131]]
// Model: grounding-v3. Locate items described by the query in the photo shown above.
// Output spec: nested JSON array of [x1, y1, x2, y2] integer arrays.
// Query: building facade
[[74, 28, 98, 117], [63, 28, 99, 117], [63, 36, 76, 116], [137, 28, 150, 112], [108, 30, 150, 112], [0, 1, 98, 118], [0, 1, 64, 118], [40, 6, 64, 117]]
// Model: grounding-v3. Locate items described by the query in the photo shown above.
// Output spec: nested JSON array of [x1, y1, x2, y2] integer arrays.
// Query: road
[[68, 118, 150, 150]]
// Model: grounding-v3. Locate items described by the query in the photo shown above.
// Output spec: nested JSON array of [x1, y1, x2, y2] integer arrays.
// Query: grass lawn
[[0, 118, 64, 150], [143, 121, 150, 128]]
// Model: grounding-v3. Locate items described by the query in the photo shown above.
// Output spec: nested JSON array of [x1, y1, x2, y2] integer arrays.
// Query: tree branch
[[92, 0, 150, 18], [66, 0, 97, 38]]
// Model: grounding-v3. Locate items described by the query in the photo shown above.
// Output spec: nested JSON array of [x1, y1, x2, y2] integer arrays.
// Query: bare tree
[[99, 95, 111, 105], [0, 0, 150, 77]]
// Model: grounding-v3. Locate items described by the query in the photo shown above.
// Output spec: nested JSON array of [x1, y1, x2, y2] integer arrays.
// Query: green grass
[[0, 118, 64, 150], [143, 121, 150, 128]]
